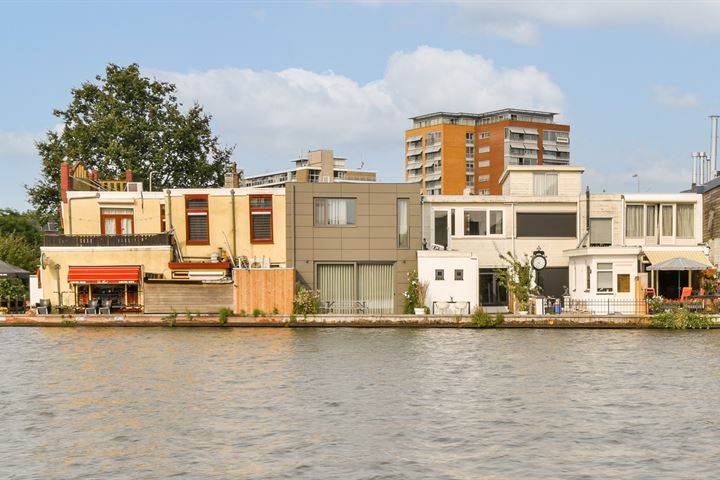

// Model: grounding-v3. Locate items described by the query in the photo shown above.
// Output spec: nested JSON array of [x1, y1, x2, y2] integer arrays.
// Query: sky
[[1, 0, 720, 211]]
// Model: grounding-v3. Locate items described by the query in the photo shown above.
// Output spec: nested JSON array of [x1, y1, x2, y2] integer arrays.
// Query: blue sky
[[2, 1, 719, 210]]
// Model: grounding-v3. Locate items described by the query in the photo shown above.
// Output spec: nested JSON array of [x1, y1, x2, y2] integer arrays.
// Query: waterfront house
[[285, 182, 421, 314], [40, 162, 289, 313]]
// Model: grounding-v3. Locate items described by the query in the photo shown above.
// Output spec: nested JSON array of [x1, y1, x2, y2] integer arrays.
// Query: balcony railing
[[44, 233, 171, 247]]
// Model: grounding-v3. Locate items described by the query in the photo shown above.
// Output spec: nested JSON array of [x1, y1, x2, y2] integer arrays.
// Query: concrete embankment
[[0, 313, 668, 328]]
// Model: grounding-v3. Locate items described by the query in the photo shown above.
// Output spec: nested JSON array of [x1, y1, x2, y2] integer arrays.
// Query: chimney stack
[[711, 115, 719, 179], [224, 162, 242, 188]]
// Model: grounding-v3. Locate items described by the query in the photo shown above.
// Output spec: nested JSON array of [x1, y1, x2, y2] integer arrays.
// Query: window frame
[[185, 194, 210, 245], [462, 209, 504, 237], [100, 208, 134, 235], [397, 198, 409, 249], [435, 269, 445, 281], [596, 262, 613, 293], [314, 197, 357, 226], [250, 194, 274, 244]]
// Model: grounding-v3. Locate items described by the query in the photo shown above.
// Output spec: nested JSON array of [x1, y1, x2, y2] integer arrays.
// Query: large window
[[479, 269, 508, 306], [597, 263, 613, 293], [590, 218, 612, 246], [314, 198, 356, 225], [677, 204, 694, 238], [433, 210, 448, 248], [397, 199, 409, 248], [661, 205, 673, 236], [250, 195, 273, 243], [316, 263, 393, 314], [534, 173, 558, 196], [463, 210, 503, 236], [625, 205, 644, 238], [516, 213, 576, 237], [185, 195, 209, 244], [100, 208, 133, 235]]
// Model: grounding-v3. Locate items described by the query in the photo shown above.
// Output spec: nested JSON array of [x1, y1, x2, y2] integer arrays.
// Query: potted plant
[[496, 251, 537, 314], [404, 270, 430, 314]]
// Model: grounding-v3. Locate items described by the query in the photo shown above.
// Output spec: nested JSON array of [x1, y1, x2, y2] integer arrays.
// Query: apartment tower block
[[405, 109, 570, 195]]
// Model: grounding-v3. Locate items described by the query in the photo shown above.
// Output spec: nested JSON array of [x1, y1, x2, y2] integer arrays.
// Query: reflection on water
[[1, 328, 719, 479]]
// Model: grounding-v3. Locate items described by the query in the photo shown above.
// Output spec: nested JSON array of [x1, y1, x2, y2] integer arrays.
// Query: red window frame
[[100, 208, 134, 235], [250, 194, 273, 244], [185, 194, 210, 245]]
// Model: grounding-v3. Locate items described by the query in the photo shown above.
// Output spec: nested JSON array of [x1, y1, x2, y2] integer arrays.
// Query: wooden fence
[[234, 269, 295, 314]]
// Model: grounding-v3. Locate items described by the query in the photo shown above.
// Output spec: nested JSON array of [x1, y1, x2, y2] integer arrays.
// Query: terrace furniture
[[37, 299, 51, 315], [98, 299, 112, 315], [84, 299, 99, 315]]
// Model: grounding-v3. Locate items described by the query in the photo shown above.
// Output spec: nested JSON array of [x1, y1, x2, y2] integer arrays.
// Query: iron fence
[[562, 297, 716, 315], [44, 233, 171, 247]]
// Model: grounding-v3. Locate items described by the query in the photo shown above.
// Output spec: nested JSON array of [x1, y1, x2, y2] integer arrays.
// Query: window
[[463, 210, 503, 236], [466, 175, 474, 187], [397, 199, 409, 248], [464, 211, 487, 236], [426, 131, 441, 146], [185, 195, 209, 244], [516, 213, 576, 237], [316, 263, 393, 314], [466, 146, 474, 159], [250, 195, 273, 243], [478, 189, 490, 195], [100, 208, 133, 235], [617, 274, 630, 293], [466, 132, 474, 144], [677, 204, 694, 238], [597, 263, 613, 293], [479, 131, 490, 139], [586, 265, 591, 291], [534, 173, 558, 196], [454, 269, 464, 281], [590, 218, 612, 246], [434, 210, 448, 248], [661, 205, 673, 236], [435, 269, 445, 281], [625, 205, 644, 238], [646, 205, 657, 237], [314, 198, 356, 225], [309, 170, 320, 183], [160, 204, 166, 232], [477, 174, 490, 183], [479, 269, 507, 306]]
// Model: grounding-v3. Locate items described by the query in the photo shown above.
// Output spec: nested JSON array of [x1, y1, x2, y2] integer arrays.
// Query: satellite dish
[[40, 252, 48, 269]]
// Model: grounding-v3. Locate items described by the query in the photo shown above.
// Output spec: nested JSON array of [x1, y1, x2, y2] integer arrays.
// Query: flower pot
[[518, 310, 528, 315], [414, 307, 426, 315]]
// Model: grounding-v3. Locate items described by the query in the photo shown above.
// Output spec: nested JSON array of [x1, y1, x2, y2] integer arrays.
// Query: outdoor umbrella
[[646, 256, 710, 298], [0, 260, 30, 280]]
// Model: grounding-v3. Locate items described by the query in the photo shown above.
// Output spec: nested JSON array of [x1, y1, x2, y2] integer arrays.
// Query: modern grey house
[[285, 183, 421, 313]]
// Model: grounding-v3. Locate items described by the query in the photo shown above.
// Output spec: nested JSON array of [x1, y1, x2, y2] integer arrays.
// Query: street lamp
[[632, 173, 639, 192]]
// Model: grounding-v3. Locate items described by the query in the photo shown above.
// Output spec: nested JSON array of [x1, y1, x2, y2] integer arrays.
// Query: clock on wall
[[531, 246, 547, 271]]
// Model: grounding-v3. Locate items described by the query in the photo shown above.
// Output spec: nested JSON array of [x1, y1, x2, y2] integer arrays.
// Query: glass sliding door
[[316, 263, 394, 314], [358, 264, 393, 314]]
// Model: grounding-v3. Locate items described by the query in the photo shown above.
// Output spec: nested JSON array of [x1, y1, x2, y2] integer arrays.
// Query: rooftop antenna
[[710, 115, 719, 178]]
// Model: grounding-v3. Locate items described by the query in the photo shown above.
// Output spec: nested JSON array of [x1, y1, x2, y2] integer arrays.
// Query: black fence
[[44, 233, 171, 247], [561, 297, 717, 315]]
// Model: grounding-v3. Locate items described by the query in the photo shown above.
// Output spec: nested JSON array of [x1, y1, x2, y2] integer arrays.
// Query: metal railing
[[44, 233, 171, 247], [562, 297, 717, 315]]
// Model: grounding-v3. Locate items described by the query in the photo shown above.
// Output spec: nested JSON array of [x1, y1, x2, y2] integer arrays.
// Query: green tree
[[0, 232, 39, 273], [27, 63, 234, 219], [496, 251, 537, 313], [0, 278, 27, 300], [0, 209, 42, 248]]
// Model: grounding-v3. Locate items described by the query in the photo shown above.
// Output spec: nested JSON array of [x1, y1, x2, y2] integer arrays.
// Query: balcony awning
[[68, 266, 141, 284], [406, 135, 422, 143], [644, 250, 711, 268], [425, 145, 442, 153], [508, 127, 525, 134]]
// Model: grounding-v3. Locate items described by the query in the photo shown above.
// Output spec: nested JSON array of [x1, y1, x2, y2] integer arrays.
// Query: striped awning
[[644, 250, 711, 267], [68, 266, 141, 284], [406, 135, 422, 143]]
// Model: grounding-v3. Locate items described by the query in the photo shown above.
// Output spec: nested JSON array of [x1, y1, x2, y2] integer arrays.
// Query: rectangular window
[[466, 174, 474, 187], [479, 131, 490, 139], [454, 269, 464, 281], [466, 146, 474, 159], [426, 131, 442, 146], [160, 204, 166, 232], [465, 132, 474, 144], [489, 210, 503, 235], [435, 269, 445, 281], [626, 205, 643, 238], [314, 198, 356, 225], [597, 263, 613, 292], [309, 170, 320, 183], [661, 205, 673, 236], [185, 195, 209, 244], [434, 210, 448, 248], [316, 263, 393, 314], [533, 173, 558, 196], [250, 195, 273, 243], [677, 204, 694, 238], [646, 205, 657, 237], [617, 274, 630, 293], [100, 208, 134, 235], [590, 218, 612, 246], [516, 213, 576, 237], [464, 211, 487, 236], [397, 198, 409, 248], [477, 174, 490, 183], [586, 265, 591, 291], [479, 269, 507, 306]]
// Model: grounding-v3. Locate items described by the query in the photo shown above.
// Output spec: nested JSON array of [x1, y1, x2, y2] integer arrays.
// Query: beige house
[[286, 183, 421, 313], [41, 162, 286, 312]]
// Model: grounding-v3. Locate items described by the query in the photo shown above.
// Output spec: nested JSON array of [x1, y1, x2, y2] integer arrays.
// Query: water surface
[[1, 328, 718, 479]]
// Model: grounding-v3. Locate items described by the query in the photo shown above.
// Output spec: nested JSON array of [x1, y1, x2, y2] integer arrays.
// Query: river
[[1, 327, 718, 479]]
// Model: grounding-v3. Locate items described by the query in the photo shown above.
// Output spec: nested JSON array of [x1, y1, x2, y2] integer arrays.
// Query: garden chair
[[98, 299, 112, 314], [85, 299, 99, 315]]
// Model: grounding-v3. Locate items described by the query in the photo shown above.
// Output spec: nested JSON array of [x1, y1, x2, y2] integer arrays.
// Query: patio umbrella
[[647, 256, 710, 298], [0, 260, 29, 280]]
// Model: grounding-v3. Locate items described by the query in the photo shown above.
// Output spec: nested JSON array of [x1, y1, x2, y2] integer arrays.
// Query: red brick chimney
[[60, 161, 71, 203], [125, 169, 134, 183]]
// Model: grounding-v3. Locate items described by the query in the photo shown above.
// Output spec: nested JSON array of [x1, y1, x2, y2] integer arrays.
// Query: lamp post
[[632, 173, 639, 192]]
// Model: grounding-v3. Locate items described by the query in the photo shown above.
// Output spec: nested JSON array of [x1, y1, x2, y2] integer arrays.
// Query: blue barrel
[[554, 302, 562, 314]]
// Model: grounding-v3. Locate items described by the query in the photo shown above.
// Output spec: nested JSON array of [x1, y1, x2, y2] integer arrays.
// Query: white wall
[[418, 252, 478, 313], [29, 275, 42, 306]]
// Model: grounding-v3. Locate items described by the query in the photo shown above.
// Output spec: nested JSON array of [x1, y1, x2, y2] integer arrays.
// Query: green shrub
[[238, 309, 247, 316], [252, 308, 266, 317], [272, 307, 279, 315], [61, 319, 77, 327], [292, 283, 320, 315], [494, 312, 505, 325], [218, 307, 232, 325], [403, 270, 429, 314], [472, 305, 503, 327], [651, 308, 714, 329], [163, 309, 177, 328]]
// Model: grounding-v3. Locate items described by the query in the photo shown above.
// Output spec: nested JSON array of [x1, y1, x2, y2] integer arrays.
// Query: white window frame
[[461, 209, 504, 237]]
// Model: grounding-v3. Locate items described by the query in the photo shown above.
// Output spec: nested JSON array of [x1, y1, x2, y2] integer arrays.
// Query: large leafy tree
[[27, 63, 234, 218]]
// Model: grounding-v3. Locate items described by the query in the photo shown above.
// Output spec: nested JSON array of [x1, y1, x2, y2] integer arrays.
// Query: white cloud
[[445, 2, 720, 44], [652, 84, 701, 109], [148, 46, 565, 177]]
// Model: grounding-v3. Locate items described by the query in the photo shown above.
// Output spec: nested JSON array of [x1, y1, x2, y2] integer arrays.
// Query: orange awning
[[68, 266, 141, 284]]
